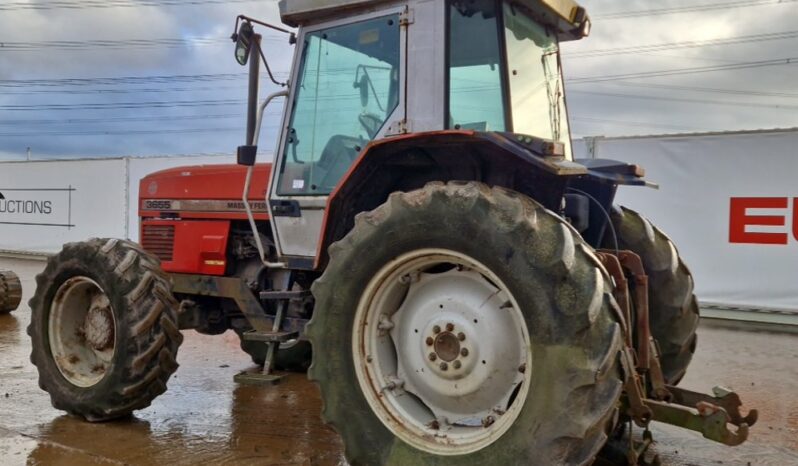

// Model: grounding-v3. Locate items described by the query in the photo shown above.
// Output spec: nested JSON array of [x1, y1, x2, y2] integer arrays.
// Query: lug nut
[[433, 325, 441, 334], [482, 415, 495, 427], [453, 360, 461, 369], [460, 348, 469, 357], [457, 332, 465, 341], [445, 323, 454, 332], [439, 362, 448, 371], [429, 353, 437, 361], [425, 336, 434, 346], [518, 363, 526, 374]]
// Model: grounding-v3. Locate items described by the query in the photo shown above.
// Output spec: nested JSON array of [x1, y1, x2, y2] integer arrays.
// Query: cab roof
[[278, 0, 590, 40]]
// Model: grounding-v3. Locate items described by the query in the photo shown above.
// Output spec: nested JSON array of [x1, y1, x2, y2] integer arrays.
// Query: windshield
[[447, 1, 572, 157]]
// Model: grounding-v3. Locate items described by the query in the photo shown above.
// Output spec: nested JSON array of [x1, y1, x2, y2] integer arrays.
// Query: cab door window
[[278, 15, 401, 196]]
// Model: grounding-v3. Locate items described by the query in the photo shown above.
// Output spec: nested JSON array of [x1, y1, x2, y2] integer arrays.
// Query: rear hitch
[[644, 391, 753, 446], [667, 385, 758, 427], [595, 249, 757, 459]]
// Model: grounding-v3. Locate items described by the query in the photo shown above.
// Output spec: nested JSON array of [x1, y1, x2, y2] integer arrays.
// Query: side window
[[278, 15, 401, 196], [447, 0, 506, 132]]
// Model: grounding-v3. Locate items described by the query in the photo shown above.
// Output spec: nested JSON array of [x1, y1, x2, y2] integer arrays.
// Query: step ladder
[[234, 272, 309, 385]]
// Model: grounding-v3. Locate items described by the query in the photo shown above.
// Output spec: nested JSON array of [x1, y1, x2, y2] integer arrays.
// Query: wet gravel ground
[[1, 257, 797, 466]]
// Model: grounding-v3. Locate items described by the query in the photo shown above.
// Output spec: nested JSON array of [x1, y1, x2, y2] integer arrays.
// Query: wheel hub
[[433, 331, 459, 362], [84, 295, 114, 351], [49, 276, 116, 388], [353, 250, 531, 455]]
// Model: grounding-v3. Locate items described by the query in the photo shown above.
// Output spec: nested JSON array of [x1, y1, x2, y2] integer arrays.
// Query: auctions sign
[[0, 187, 75, 228]]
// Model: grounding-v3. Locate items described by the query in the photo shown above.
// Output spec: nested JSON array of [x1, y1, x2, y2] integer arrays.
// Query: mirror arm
[[256, 39, 287, 87], [237, 14, 292, 35]]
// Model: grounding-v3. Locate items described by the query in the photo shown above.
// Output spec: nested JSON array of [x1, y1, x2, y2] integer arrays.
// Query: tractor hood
[[140, 163, 272, 202]]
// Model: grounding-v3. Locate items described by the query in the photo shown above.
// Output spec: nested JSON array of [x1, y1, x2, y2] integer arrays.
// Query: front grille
[[141, 224, 175, 262]]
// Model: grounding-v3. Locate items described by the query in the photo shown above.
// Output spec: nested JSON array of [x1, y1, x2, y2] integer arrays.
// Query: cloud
[[1, 0, 797, 160], [563, 0, 798, 137]]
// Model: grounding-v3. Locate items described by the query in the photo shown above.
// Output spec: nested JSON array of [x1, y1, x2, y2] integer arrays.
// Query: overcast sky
[[1, 0, 797, 160]]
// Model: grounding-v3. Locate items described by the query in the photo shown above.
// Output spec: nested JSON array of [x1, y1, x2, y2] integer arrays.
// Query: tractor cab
[[236, 0, 592, 261]]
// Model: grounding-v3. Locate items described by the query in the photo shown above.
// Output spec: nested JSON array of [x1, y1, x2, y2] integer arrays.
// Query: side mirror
[[234, 21, 255, 66]]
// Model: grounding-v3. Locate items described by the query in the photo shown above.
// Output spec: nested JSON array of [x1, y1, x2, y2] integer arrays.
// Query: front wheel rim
[[353, 249, 531, 455], [48, 276, 116, 388]]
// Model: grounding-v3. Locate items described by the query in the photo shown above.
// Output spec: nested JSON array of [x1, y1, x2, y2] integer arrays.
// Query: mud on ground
[[1, 257, 796, 465]]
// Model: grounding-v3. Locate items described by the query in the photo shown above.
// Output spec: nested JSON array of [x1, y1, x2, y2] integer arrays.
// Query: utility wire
[[568, 57, 798, 83], [0, 85, 246, 95], [595, 0, 798, 19], [0, 127, 243, 137], [0, 0, 258, 11], [594, 81, 798, 99], [0, 72, 252, 88], [569, 90, 798, 110], [0, 111, 282, 125], [565, 30, 798, 58], [0, 99, 245, 111], [0, 36, 284, 52]]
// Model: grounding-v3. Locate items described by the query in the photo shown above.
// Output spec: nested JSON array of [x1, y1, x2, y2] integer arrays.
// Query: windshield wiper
[[541, 49, 562, 142]]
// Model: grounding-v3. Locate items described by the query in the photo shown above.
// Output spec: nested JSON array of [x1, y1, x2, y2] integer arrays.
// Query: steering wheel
[[359, 113, 383, 139]]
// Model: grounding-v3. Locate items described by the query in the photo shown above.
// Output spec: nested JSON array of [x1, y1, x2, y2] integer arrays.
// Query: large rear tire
[[308, 182, 624, 465], [28, 238, 183, 421], [0, 270, 22, 314], [607, 206, 699, 385]]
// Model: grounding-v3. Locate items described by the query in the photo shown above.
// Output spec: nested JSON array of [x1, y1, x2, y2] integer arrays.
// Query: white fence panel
[[594, 130, 798, 310], [0, 159, 127, 254]]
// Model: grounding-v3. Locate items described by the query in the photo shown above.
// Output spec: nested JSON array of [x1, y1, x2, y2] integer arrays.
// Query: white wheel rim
[[49, 276, 116, 388], [353, 249, 531, 455]]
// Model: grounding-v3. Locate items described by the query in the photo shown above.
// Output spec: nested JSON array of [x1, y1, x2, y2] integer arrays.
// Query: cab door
[[267, 6, 407, 266]]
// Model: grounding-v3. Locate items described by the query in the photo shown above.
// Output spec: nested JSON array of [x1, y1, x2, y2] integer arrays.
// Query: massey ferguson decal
[[0, 187, 75, 228], [141, 199, 268, 212], [729, 197, 798, 245]]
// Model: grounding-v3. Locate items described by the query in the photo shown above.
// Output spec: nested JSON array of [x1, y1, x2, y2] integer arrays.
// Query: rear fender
[[315, 130, 589, 268], [567, 158, 656, 247]]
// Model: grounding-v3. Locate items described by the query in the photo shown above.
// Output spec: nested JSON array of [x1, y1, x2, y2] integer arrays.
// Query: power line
[[0, 111, 281, 125], [0, 127, 242, 137], [0, 114, 237, 125], [0, 99, 244, 111], [568, 57, 798, 83], [566, 30, 798, 58], [0, 0, 258, 11], [595, 0, 798, 19], [598, 81, 798, 99], [0, 85, 246, 95], [0, 36, 286, 52], [0, 72, 250, 88], [569, 90, 798, 110]]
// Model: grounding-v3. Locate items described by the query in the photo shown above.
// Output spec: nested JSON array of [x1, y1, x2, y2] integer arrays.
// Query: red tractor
[[28, 1, 756, 464]]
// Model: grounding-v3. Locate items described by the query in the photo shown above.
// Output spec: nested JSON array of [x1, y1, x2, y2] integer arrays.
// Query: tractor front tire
[[28, 238, 182, 421], [607, 206, 700, 385], [0, 270, 22, 314], [308, 182, 624, 465]]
